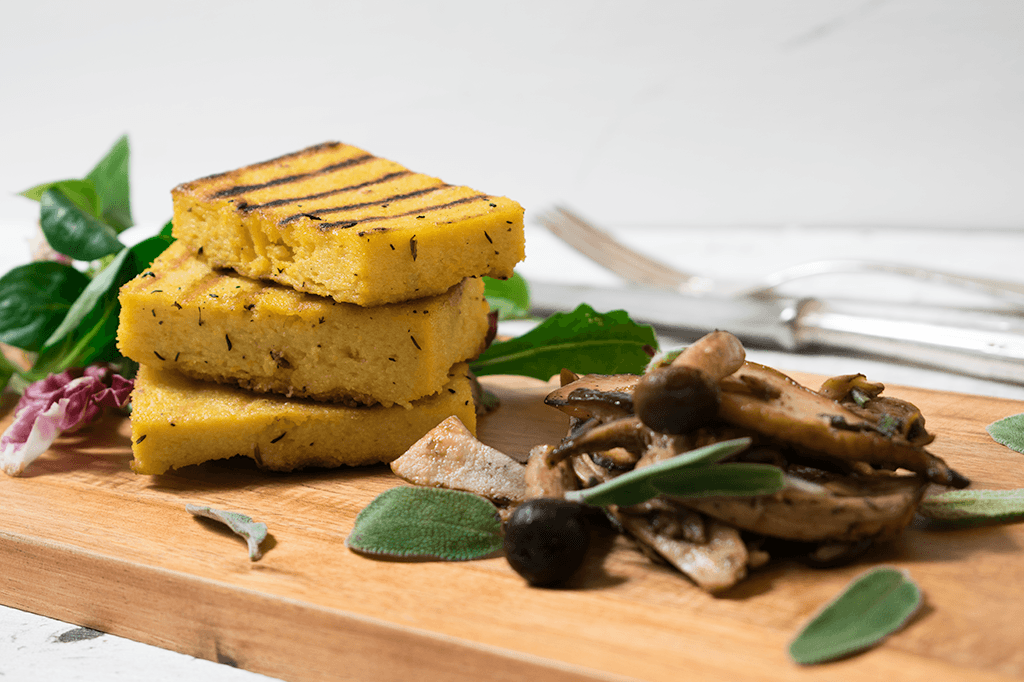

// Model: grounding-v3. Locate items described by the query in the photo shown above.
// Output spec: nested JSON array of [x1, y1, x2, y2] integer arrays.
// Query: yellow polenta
[[171, 142, 525, 306], [118, 241, 489, 407], [128, 363, 477, 475]]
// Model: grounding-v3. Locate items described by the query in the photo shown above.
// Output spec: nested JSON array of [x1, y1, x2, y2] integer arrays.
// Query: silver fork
[[537, 206, 1024, 305]]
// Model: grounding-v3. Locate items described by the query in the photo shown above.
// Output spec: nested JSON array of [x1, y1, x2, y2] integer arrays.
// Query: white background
[[1, 1, 1023, 680]]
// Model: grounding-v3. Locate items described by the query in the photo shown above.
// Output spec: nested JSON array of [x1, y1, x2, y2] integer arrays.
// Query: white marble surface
[[2, 1, 1024, 680]]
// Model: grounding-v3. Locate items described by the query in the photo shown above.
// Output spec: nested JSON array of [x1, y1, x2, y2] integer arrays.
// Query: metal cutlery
[[532, 206, 1024, 385]]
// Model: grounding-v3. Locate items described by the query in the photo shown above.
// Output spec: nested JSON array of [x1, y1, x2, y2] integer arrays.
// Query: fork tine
[[537, 206, 691, 289]]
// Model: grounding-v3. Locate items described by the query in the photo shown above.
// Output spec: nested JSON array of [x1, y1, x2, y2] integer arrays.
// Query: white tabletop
[[2, 1, 1023, 680]]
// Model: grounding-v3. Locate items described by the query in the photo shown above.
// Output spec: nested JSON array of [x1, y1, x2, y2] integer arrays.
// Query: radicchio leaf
[[0, 364, 132, 476]]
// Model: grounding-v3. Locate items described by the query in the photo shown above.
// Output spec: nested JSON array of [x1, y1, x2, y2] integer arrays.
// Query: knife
[[528, 281, 1024, 385]]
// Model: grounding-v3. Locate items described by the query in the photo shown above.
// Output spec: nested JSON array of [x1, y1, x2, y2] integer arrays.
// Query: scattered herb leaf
[[346, 486, 503, 561], [470, 304, 658, 380], [919, 488, 1024, 526], [186, 504, 268, 561], [483, 272, 531, 320], [789, 567, 922, 665], [654, 463, 789, 499], [40, 188, 124, 261], [986, 413, 1024, 454], [564, 438, 761, 507]]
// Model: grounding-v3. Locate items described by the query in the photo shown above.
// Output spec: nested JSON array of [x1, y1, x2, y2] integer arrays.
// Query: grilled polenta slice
[[172, 142, 525, 306], [117, 241, 489, 407], [128, 363, 477, 475]]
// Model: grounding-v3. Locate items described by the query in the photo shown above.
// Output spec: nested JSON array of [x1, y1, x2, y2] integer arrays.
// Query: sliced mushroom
[[673, 467, 928, 542], [819, 374, 934, 446], [544, 374, 637, 422], [524, 444, 579, 499], [719, 362, 967, 488], [391, 416, 526, 505], [547, 415, 650, 465], [613, 511, 749, 593]]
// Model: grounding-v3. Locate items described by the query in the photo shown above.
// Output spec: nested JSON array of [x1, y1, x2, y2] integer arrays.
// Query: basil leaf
[[85, 135, 133, 232], [564, 438, 754, 507], [40, 188, 123, 261], [186, 504, 268, 561], [484, 272, 530, 320], [654, 463, 786, 499], [789, 567, 922, 665], [0, 352, 16, 394], [986, 413, 1024, 453], [346, 487, 503, 561], [20, 179, 100, 218], [470, 304, 658, 380], [0, 262, 90, 351], [919, 488, 1024, 526], [159, 219, 174, 239], [30, 235, 173, 379]]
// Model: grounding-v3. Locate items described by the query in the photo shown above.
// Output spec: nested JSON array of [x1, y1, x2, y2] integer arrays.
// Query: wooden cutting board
[[1, 373, 1023, 682]]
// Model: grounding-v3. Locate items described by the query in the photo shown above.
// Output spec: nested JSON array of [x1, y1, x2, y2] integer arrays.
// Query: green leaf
[[20, 179, 100, 218], [469, 304, 658, 380], [564, 438, 755, 507], [40, 188, 123, 261], [186, 504, 268, 561], [0, 262, 90, 351], [346, 486, 503, 561], [654, 463, 787, 499], [789, 567, 922, 665], [987, 413, 1024, 453], [85, 135, 133, 232], [159, 219, 174, 239], [919, 488, 1024, 526], [0, 352, 16, 394], [484, 273, 530, 320]]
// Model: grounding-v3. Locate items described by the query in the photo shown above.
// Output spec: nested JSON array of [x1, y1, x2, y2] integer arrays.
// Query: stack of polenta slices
[[117, 142, 525, 475]]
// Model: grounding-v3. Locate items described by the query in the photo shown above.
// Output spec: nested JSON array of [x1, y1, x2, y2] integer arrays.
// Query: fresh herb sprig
[[0, 137, 173, 392]]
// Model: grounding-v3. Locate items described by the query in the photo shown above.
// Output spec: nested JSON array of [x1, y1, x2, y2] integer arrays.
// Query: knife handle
[[794, 299, 1024, 384]]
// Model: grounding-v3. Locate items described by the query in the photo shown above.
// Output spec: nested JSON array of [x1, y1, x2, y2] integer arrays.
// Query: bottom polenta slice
[[129, 363, 477, 475]]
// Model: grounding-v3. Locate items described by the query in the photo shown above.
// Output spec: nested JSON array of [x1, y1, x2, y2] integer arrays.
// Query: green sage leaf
[[789, 566, 922, 665], [564, 438, 755, 507], [40, 188, 123, 261], [85, 135, 133, 232], [484, 272, 531, 320], [0, 262, 90, 351], [986, 413, 1024, 453], [655, 463, 786, 499], [470, 304, 657, 380], [186, 504, 268, 561], [919, 488, 1024, 525], [346, 486, 502, 561]]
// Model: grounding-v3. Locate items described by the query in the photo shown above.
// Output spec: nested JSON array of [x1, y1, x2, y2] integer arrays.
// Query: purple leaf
[[1, 365, 132, 476]]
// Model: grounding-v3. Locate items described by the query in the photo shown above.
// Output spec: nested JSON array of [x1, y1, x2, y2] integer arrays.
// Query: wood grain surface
[[1, 373, 1023, 682]]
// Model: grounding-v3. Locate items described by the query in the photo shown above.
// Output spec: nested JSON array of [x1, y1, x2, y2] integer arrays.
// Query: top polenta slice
[[172, 141, 525, 306]]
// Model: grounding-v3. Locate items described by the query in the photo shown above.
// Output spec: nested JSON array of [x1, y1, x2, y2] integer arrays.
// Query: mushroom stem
[[671, 331, 746, 381]]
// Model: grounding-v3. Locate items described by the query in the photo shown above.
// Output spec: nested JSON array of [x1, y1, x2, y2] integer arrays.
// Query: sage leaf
[[484, 272, 531, 320], [40, 188, 123, 261], [0, 262, 90, 351], [919, 488, 1024, 525], [186, 504, 268, 561], [564, 438, 756, 507], [346, 486, 502, 561], [986, 413, 1024, 454], [789, 567, 922, 665], [655, 463, 786, 499], [85, 135, 133, 232], [470, 304, 658, 380]]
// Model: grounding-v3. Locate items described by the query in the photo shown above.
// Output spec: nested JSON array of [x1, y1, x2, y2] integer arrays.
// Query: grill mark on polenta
[[317, 194, 490, 231], [210, 153, 375, 199], [278, 184, 450, 225], [178, 271, 224, 304], [192, 142, 344, 183], [239, 170, 413, 211]]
